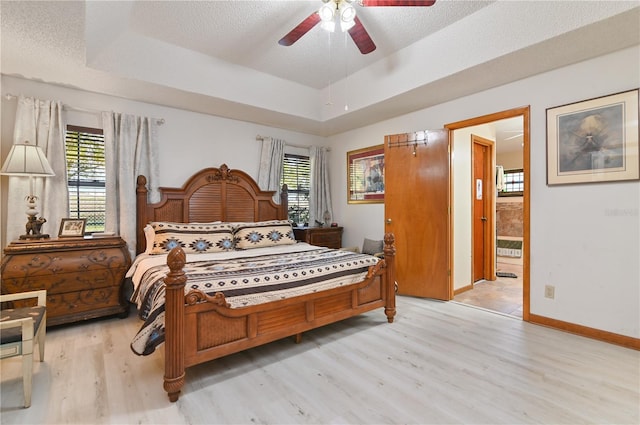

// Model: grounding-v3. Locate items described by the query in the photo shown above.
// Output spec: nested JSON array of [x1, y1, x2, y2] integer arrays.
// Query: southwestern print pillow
[[233, 220, 296, 249], [149, 222, 234, 254]]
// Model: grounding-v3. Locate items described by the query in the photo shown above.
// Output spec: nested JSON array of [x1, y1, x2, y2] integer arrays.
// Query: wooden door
[[472, 135, 496, 283], [385, 129, 450, 300], [473, 141, 487, 282]]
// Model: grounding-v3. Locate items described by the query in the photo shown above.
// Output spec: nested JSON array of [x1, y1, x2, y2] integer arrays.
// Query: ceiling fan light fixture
[[319, 2, 336, 22], [340, 18, 355, 32], [318, 0, 355, 33], [339, 2, 356, 23]]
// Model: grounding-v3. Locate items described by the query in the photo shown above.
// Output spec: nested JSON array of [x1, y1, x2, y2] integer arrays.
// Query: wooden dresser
[[1, 236, 131, 326], [293, 226, 343, 249]]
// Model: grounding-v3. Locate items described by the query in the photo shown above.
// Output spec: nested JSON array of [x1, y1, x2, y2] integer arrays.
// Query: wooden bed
[[135, 164, 396, 402]]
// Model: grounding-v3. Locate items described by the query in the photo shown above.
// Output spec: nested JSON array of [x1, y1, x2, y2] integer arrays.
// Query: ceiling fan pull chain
[[344, 31, 350, 111], [326, 30, 334, 106]]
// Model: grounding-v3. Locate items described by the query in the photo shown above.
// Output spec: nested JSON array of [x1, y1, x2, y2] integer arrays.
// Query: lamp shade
[[0, 141, 55, 177]]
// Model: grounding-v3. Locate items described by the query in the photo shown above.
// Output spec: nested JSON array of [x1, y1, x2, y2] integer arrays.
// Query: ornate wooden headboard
[[135, 164, 288, 254]]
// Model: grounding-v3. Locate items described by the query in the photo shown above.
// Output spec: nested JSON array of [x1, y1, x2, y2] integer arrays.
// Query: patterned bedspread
[[130, 246, 379, 355]]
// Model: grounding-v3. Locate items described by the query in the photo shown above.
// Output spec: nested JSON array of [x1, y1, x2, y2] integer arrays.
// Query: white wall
[[498, 150, 524, 170], [329, 45, 640, 338], [0, 75, 328, 249]]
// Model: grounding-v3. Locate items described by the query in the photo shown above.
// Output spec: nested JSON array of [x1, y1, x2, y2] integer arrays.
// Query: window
[[500, 168, 524, 197], [280, 153, 310, 225], [65, 125, 106, 233]]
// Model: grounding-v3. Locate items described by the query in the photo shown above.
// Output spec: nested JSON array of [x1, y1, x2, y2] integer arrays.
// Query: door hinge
[[448, 269, 451, 276]]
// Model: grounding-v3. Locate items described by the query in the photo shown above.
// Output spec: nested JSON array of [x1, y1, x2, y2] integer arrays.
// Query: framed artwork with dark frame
[[347, 145, 384, 204], [546, 88, 639, 185], [58, 218, 86, 238]]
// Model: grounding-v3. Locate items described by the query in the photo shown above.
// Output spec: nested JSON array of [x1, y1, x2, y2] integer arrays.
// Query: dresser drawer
[[46, 287, 122, 317], [1, 246, 129, 278], [2, 265, 128, 294]]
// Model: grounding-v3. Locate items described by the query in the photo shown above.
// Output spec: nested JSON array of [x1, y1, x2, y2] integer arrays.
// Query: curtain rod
[[256, 134, 330, 151], [4, 93, 165, 125]]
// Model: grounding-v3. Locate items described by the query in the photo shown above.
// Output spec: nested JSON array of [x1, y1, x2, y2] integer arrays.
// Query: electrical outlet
[[544, 285, 555, 299]]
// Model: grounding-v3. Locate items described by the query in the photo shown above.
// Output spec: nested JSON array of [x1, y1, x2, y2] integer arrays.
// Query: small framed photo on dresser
[[58, 218, 86, 238]]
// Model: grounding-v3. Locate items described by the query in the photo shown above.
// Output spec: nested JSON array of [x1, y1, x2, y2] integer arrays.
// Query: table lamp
[[1, 140, 56, 239]]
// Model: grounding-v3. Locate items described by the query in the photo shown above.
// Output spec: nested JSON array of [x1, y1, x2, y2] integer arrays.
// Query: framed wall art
[[58, 218, 86, 238], [347, 145, 384, 204], [546, 88, 639, 185]]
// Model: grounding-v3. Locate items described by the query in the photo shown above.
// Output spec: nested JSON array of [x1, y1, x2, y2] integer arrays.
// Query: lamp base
[[19, 233, 50, 240], [21, 215, 49, 240]]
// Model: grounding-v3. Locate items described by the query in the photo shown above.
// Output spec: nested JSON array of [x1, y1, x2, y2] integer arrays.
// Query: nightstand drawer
[[293, 227, 343, 249], [309, 232, 341, 248]]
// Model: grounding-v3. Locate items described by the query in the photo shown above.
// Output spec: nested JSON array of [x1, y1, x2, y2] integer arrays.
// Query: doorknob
[[386, 218, 392, 225], [480, 217, 487, 221]]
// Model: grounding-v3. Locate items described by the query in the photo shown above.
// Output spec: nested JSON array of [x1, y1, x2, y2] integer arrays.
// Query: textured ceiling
[[127, 0, 491, 89], [1, 1, 639, 137]]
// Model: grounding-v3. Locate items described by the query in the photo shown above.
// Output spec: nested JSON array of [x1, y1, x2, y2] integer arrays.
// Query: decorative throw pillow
[[234, 220, 296, 249], [149, 222, 235, 254], [362, 238, 384, 256]]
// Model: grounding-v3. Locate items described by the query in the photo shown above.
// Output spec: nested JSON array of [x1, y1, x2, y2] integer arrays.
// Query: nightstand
[[1, 236, 131, 326], [293, 226, 343, 249]]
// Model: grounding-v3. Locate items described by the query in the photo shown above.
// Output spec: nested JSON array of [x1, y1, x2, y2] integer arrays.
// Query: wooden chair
[[0, 290, 47, 408]]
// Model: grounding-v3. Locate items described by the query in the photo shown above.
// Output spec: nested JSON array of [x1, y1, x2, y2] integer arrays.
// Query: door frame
[[471, 135, 496, 283], [445, 106, 530, 321]]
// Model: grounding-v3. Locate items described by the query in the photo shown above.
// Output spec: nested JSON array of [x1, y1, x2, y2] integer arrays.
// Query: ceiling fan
[[278, 0, 437, 55], [503, 131, 524, 141]]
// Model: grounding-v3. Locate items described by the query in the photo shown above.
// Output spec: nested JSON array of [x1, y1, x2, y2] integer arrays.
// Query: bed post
[[163, 247, 187, 402], [383, 233, 397, 323], [136, 175, 148, 255]]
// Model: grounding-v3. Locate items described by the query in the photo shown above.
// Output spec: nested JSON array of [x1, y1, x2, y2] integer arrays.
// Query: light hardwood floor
[[1, 296, 638, 424]]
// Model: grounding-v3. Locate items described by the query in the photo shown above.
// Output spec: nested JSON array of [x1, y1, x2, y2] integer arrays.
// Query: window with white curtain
[[65, 125, 106, 233], [281, 153, 310, 225]]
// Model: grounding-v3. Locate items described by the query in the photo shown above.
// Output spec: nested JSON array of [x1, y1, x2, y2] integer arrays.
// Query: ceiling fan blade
[[278, 12, 321, 46], [359, 0, 436, 7], [348, 16, 376, 54]]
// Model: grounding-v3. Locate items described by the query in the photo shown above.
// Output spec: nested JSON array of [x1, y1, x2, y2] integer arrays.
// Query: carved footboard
[[162, 233, 396, 402]]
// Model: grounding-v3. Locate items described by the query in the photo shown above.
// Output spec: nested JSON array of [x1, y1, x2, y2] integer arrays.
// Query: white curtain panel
[[257, 137, 285, 202], [496, 165, 506, 191], [6, 96, 67, 242], [102, 112, 159, 257], [309, 146, 333, 226]]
